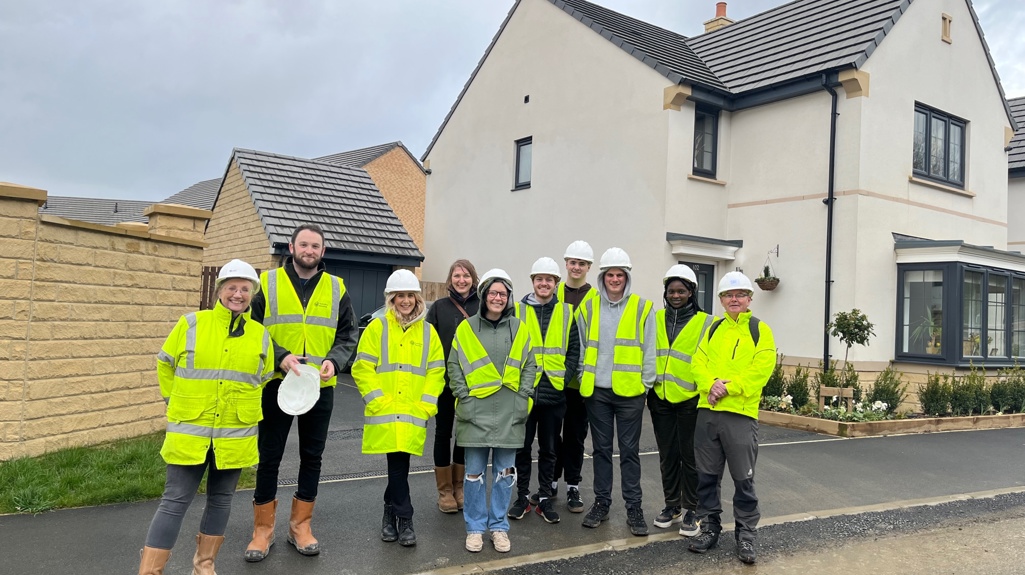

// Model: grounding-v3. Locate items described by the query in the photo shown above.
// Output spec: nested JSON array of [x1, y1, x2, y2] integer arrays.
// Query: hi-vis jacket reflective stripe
[[514, 301, 572, 391], [654, 311, 715, 403], [155, 301, 274, 469], [578, 295, 653, 398], [352, 310, 445, 456], [453, 318, 533, 399], [693, 311, 777, 419], [260, 267, 344, 388]]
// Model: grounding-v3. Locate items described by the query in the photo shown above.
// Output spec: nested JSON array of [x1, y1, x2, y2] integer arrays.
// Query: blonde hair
[[386, 291, 426, 328]]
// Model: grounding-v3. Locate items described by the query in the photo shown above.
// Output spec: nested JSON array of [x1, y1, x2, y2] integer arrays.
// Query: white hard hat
[[663, 264, 698, 286], [563, 240, 594, 263], [216, 259, 260, 294], [598, 247, 632, 272], [384, 269, 421, 294], [478, 268, 513, 299], [717, 271, 754, 295], [530, 257, 562, 281]]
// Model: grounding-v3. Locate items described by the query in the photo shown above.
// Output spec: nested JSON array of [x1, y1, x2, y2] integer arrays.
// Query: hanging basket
[[755, 277, 780, 291]]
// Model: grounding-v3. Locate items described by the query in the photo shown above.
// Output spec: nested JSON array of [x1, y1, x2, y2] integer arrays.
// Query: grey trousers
[[694, 409, 760, 542], [144, 448, 242, 549], [585, 387, 646, 508]]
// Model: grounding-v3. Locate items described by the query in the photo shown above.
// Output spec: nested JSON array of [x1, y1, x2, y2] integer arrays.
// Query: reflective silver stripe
[[421, 394, 439, 406], [506, 357, 523, 369], [611, 363, 643, 373], [184, 313, 198, 369], [380, 319, 391, 366], [261, 313, 303, 327], [258, 330, 270, 380], [365, 414, 427, 428], [465, 355, 492, 373], [668, 349, 693, 363], [470, 380, 502, 391], [356, 352, 379, 364], [696, 315, 714, 344], [157, 350, 175, 366], [587, 339, 599, 346], [656, 349, 670, 358], [166, 422, 258, 438], [266, 271, 279, 322], [363, 389, 384, 404], [419, 321, 431, 373], [305, 316, 336, 328], [583, 364, 596, 373], [547, 369, 566, 378], [307, 355, 326, 365], [175, 367, 263, 387], [615, 338, 642, 347], [542, 347, 563, 355], [663, 373, 697, 391], [378, 363, 428, 377], [328, 275, 341, 324], [427, 360, 445, 370]]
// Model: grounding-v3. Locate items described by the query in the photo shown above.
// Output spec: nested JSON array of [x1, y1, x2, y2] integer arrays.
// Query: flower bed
[[759, 410, 1025, 438]]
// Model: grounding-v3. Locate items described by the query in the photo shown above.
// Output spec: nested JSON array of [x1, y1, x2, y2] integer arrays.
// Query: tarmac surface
[[1, 375, 1024, 574]]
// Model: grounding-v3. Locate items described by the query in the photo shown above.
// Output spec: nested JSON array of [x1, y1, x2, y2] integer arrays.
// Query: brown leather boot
[[287, 496, 320, 555], [435, 466, 458, 513], [244, 499, 276, 562], [138, 547, 171, 575], [452, 463, 465, 510], [191, 533, 224, 575]]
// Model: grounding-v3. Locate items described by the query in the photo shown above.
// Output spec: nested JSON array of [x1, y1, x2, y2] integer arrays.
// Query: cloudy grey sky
[[1, 0, 1022, 202]]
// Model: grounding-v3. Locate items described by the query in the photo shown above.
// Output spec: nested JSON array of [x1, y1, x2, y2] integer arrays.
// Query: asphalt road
[[1, 376, 1023, 575]]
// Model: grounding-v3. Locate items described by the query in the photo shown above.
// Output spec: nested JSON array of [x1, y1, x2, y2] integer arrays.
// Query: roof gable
[[229, 149, 423, 263], [162, 178, 220, 211], [1010, 97, 1025, 173], [316, 141, 425, 174]]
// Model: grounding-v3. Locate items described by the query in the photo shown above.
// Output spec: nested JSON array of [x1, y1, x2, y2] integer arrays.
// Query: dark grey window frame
[[513, 136, 532, 191], [692, 106, 719, 179], [894, 262, 1025, 366], [912, 103, 966, 188]]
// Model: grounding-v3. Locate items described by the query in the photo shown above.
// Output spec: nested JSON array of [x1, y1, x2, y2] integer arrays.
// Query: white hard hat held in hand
[[563, 240, 594, 263], [217, 259, 260, 294], [384, 269, 421, 293], [599, 247, 632, 272], [530, 257, 562, 281]]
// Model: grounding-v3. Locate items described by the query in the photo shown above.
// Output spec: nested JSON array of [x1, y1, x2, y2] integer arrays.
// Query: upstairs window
[[913, 104, 965, 188], [693, 106, 719, 178], [514, 137, 532, 190]]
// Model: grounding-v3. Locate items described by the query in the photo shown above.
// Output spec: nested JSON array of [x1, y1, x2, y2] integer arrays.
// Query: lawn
[[0, 433, 256, 514]]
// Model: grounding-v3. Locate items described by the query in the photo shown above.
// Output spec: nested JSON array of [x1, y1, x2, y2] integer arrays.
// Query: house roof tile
[[1009, 96, 1025, 173], [162, 178, 220, 211], [38, 196, 151, 226], [315, 142, 401, 167]]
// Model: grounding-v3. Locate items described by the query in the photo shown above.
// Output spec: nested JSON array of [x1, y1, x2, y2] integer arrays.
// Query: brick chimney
[[704, 2, 734, 33]]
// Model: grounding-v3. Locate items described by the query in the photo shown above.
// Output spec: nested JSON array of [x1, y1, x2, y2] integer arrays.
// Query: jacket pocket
[[511, 394, 529, 425], [166, 395, 209, 423], [454, 396, 474, 425], [234, 398, 263, 424]]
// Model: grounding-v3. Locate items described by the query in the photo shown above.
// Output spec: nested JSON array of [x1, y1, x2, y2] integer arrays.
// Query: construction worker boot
[[435, 466, 458, 513], [191, 533, 224, 575], [287, 496, 321, 555], [244, 499, 276, 562], [138, 547, 171, 575], [452, 463, 465, 510]]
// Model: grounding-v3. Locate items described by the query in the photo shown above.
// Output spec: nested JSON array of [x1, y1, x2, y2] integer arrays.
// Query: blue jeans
[[463, 446, 517, 534]]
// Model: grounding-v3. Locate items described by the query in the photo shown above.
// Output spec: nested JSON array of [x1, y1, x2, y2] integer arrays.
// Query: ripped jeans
[[462, 446, 517, 534]]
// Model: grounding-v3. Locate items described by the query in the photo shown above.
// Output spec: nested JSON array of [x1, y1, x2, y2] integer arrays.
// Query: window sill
[[908, 175, 974, 198], [511, 184, 531, 192], [687, 174, 727, 186]]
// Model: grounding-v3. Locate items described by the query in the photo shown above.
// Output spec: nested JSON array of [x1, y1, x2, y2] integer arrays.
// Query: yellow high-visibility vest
[[556, 283, 597, 389], [654, 310, 715, 403], [578, 294, 653, 398], [514, 301, 572, 390], [353, 311, 446, 456], [452, 318, 532, 399], [156, 302, 274, 469], [260, 267, 345, 387]]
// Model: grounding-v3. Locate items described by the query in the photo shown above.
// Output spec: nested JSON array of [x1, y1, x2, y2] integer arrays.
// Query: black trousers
[[433, 383, 465, 467], [554, 386, 588, 486], [384, 452, 413, 519], [694, 409, 760, 542], [647, 391, 699, 510], [515, 401, 567, 499], [585, 387, 645, 508], [253, 380, 334, 504]]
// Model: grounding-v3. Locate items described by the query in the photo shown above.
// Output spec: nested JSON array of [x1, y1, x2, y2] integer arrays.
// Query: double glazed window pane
[[988, 275, 1007, 358], [948, 123, 963, 184], [929, 117, 946, 178], [913, 111, 927, 172], [902, 269, 944, 355], [693, 111, 715, 174]]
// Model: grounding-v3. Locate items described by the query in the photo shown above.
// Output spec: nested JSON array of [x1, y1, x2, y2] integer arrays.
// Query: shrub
[[763, 354, 787, 398], [868, 366, 907, 415], [814, 361, 862, 407], [997, 365, 1025, 413], [950, 365, 989, 416], [786, 365, 811, 409], [838, 362, 863, 401], [919, 372, 951, 416]]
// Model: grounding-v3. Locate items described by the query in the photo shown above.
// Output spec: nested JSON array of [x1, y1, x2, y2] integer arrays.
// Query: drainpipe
[[821, 74, 838, 368]]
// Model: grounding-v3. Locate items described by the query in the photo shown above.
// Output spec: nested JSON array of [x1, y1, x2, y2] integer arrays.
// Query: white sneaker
[[490, 530, 511, 553], [465, 533, 483, 553]]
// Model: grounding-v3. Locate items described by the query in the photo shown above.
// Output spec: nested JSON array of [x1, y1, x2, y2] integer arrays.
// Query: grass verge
[[0, 433, 256, 514]]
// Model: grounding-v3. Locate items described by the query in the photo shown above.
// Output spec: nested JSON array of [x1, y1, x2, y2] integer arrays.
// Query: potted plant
[[754, 264, 779, 291]]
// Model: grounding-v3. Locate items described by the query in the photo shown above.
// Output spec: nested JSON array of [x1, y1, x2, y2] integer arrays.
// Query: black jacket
[[521, 294, 581, 407], [250, 257, 358, 375], [425, 289, 481, 374]]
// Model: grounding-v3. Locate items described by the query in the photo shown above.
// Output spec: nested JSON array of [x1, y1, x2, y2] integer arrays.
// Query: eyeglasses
[[720, 292, 751, 301], [486, 291, 509, 300]]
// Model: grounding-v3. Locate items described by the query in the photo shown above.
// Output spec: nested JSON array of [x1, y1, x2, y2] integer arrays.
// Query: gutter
[[821, 74, 839, 368]]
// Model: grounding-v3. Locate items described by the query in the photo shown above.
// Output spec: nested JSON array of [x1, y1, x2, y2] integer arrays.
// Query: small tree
[[829, 309, 876, 365]]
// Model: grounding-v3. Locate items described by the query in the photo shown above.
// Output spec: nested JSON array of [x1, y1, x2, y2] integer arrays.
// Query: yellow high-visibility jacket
[[578, 294, 653, 398], [693, 311, 776, 419], [353, 309, 445, 456], [156, 302, 274, 469], [654, 311, 716, 403], [514, 301, 572, 391]]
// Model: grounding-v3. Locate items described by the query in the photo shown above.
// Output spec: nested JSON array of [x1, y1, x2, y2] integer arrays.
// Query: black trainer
[[653, 505, 682, 528], [626, 506, 648, 536], [535, 498, 561, 524], [528, 485, 557, 506], [397, 517, 416, 547], [381, 504, 398, 542], [581, 501, 609, 528], [566, 487, 584, 513], [737, 540, 756, 564], [508, 496, 532, 519], [688, 529, 720, 553]]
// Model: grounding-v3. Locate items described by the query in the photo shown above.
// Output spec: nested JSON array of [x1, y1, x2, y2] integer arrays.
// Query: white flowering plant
[[818, 400, 891, 422], [760, 394, 794, 413]]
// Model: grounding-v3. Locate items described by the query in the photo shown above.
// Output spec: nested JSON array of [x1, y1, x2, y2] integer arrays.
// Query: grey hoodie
[[578, 268, 657, 391]]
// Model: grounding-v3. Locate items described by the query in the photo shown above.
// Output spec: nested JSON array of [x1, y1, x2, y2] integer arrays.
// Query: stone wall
[[363, 146, 427, 277], [0, 183, 211, 461]]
